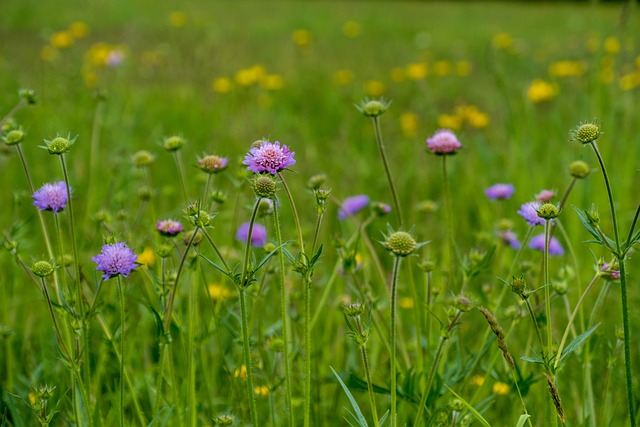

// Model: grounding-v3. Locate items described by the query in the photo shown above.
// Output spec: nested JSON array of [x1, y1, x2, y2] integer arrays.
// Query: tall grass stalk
[[390, 256, 401, 427], [117, 276, 126, 427], [371, 115, 403, 227]]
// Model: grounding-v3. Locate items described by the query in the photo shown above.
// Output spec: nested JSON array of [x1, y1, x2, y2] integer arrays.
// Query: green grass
[[1, 1, 640, 426]]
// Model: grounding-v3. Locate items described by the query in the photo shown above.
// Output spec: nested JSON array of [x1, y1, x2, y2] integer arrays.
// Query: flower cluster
[[426, 129, 462, 155], [243, 141, 295, 175], [92, 242, 139, 280], [236, 222, 268, 247], [485, 183, 515, 200], [33, 181, 69, 213]]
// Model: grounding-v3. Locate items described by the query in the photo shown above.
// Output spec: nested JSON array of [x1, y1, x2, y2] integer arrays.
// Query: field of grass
[[1, 1, 640, 426]]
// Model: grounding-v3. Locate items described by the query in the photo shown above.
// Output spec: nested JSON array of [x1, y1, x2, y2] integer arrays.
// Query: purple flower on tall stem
[[156, 219, 183, 237], [243, 141, 296, 175], [517, 201, 545, 226], [338, 195, 370, 220], [32, 181, 69, 213], [92, 242, 139, 280], [529, 234, 564, 255], [236, 222, 268, 247], [499, 230, 521, 249], [426, 129, 462, 155], [485, 183, 515, 200]]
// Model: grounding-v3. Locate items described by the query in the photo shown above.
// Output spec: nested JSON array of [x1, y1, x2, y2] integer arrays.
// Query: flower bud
[[198, 154, 228, 174], [343, 301, 366, 317], [569, 160, 590, 179], [163, 135, 185, 152], [306, 174, 327, 190], [212, 414, 234, 426], [384, 231, 417, 257], [43, 135, 75, 155], [4, 129, 25, 145], [132, 150, 155, 167], [455, 296, 473, 312], [253, 175, 277, 198], [537, 203, 559, 220], [31, 260, 55, 277], [19, 88, 37, 105], [357, 98, 389, 117], [511, 275, 526, 296], [571, 121, 600, 144], [210, 191, 226, 204]]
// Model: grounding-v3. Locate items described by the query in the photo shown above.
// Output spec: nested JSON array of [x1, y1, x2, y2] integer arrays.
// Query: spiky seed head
[[357, 98, 390, 117], [569, 160, 590, 179], [571, 121, 600, 144], [306, 173, 327, 190], [4, 129, 25, 145], [343, 301, 366, 317], [132, 150, 155, 166], [511, 275, 527, 296], [31, 260, 55, 277], [43, 136, 74, 155], [537, 203, 559, 220], [385, 231, 417, 256], [162, 135, 185, 152], [253, 175, 277, 198]]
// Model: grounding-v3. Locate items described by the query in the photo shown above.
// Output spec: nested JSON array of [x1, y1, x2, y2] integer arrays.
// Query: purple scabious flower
[[243, 141, 296, 175], [236, 222, 268, 247], [32, 181, 69, 213], [517, 201, 545, 226], [600, 263, 620, 280], [338, 195, 370, 220], [426, 129, 462, 155], [529, 234, 564, 255], [485, 183, 515, 200], [92, 242, 139, 280], [499, 230, 521, 249], [156, 219, 183, 237]]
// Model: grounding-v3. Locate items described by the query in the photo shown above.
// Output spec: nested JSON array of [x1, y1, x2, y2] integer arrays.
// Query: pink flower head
[[338, 195, 369, 220], [426, 129, 462, 155], [485, 183, 515, 200], [536, 190, 554, 202], [600, 263, 620, 280], [243, 141, 296, 175], [92, 242, 139, 280], [529, 234, 564, 255], [517, 201, 545, 226], [33, 181, 69, 213], [236, 222, 268, 247], [156, 219, 183, 237]]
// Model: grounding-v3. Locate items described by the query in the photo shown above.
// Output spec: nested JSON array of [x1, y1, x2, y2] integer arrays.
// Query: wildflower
[[600, 262, 620, 280], [399, 297, 414, 309], [356, 98, 389, 117], [306, 174, 327, 190], [132, 150, 155, 167], [400, 112, 418, 137], [31, 260, 55, 278], [212, 414, 235, 426], [3, 129, 25, 146], [42, 135, 75, 155], [137, 247, 156, 266], [212, 77, 232, 93], [372, 202, 391, 217], [338, 195, 369, 220], [33, 181, 69, 213], [529, 234, 564, 256], [548, 61, 587, 78], [169, 10, 188, 28], [254, 385, 269, 397], [208, 283, 233, 301], [384, 230, 418, 257], [536, 190, 554, 202], [470, 375, 485, 386], [243, 141, 295, 175], [493, 382, 510, 395], [570, 121, 601, 144], [527, 79, 557, 103], [292, 29, 312, 46], [433, 60, 452, 76], [156, 219, 183, 237], [92, 242, 139, 280], [485, 183, 515, 200], [342, 20, 361, 38], [437, 114, 462, 130], [499, 230, 521, 249], [68, 21, 89, 38], [517, 201, 544, 226], [333, 69, 353, 85], [253, 175, 277, 198], [537, 203, 560, 220], [234, 364, 247, 378], [426, 129, 462, 155], [364, 80, 385, 96], [50, 31, 74, 49], [405, 63, 428, 80], [198, 154, 228, 174], [492, 33, 513, 50], [163, 135, 185, 152], [236, 222, 267, 247]]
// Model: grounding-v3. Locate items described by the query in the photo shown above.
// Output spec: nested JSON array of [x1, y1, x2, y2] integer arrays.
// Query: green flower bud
[[19, 88, 36, 105], [418, 259, 435, 272], [357, 98, 390, 117], [183, 229, 203, 246], [264, 242, 276, 253], [132, 150, 155, 167], [511, 275, 526, 296], [210, 190, 226, 204], [31, 260, 55, 277], [192, 211, 211, 228], [552, 280, 568, 295], [343, 301, 366, 317], [253, 175, 277, 198], [569, 160, 590, 179], [137, 187, 152, 201], [42, 135, 75, 155], [197, 154, 228, 174], [212, 414, 234, 426], [4, 129, 25, 145], [163, 135, 185, 152], [384, 231, 417, 257], [497, 218, 514, 231], [571, 121, 600, 144], [585, 205, 599, 225], [157, 244, 173, 258], [455, 296, 473, 312], [306, 173, 327, 190], [416, 200, 439, 214], [537, 203, 559, 220], [268, 337, 285, 353]]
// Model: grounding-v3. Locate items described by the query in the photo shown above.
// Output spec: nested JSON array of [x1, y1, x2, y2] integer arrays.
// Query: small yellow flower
[[364, 80, 385, 96], [455, 61, 472, 77], [399, 297, 414, 309], [40, 45, 58, 62], [50, 31, 74, 49], [619, 71, 640, 91], [492, 33, 513, 50], [492, 382, 510, 395], [389, 67, 405, 82], [260, 74, 285, 90], [527, 79, 557, 103], [235, 64, 265, 86], [437, 114, 462, 130], [333, 69, 353, 85], [86, 42, 111, 66], [29, 392, 37, 405], [470, 375, 485, 386], [433, 60, 451, 77], [599, 67, 615, 85], [138, 247, 156, 267], [548, 61, 587, 78], [234, 364, 247, 379], [169, 11, 188, 28], [212, 77, 232, 93], [254, 385, 269, 397], [207, 283, 232, 301], [603, 36, 620, 54], [68, 21, 89, 38], [342, 20, 361, 38], [292, 29, 311, 47], [405, 63, 428, 80], [400, 112, 418, 137]]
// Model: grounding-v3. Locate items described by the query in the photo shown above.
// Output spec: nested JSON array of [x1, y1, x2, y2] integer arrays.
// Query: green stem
[[239, 288, 259, 425], [372, 116, 403, 227], [589, 142, 620, 249], [117, 276, 125, 427], [543, 220, 552, 357], [624, 201, 640, 250], [390, 256, 402, 427], [173, 151, 189, 204], [201, 228, 231, 272], [59, 155, 82, 312], [0, 98, 26, 129], [278, 173, 305, 255], [360, 343, 380, 427], [40, 277, 70, 357], [187, 254, 198, 427], [442, 156, 455, 287], [524, 298, 546, 354]]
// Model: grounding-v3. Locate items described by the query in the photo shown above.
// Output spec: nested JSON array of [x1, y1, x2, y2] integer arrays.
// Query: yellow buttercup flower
[[207, 283, 233, 301], [470, 375, 485, 386], [292, 29, 311, 47], [169, 11, 188, 28], [137, 247, 156, 267], [492, 382, 510, 395], [400, 112, 418, 137], [619, 71, 640, 91], [492, 33, 513, 50], [527, 79, 557, 103], [212, 77, 232, 94], [342, 20, 361, 38], [234, 364, 247, 379], [68, 21, 89, 38], [548, 61, 586, 78], [455, 61, 472, 77], [433, 60, 451, 77], [40, 45, 58, 62], [603, 36, 620, 54], [399, 297, 414, 309], [260, 74, 285, 90], [254, 385, 269, 397], [405, 63, 428, 80], [50, 31, 74, 49], [437, 114, 462, 130], [364, 80, 384, 96]]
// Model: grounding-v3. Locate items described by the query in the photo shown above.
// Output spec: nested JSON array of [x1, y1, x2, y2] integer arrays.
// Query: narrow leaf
[[515, 414, 531, 427], [444, 385, 492, 427], [559, 323, 600, 366], [330, 366, 369, 427], [520, 356, 545, 365]]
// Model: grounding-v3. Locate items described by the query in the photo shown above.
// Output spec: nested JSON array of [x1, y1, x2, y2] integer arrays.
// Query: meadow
[[1, 0, 640, 426]]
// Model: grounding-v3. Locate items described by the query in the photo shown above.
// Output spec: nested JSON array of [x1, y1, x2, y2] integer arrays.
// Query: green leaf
[[198, 253, 232, 278], [255, 241, 289, 271], [145, 305, 165, 341], [444, 385, 492, 427], [558, 323, 600, 366], [330, 366, 369, 427], [515, 414, 531, 427], [520, 355, 545, 365]]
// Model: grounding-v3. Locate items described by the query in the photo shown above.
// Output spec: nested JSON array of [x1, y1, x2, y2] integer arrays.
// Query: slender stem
[[278, 174, 305, 255], [40, 277, 70, 357], [201, 228, 230, 272], [239, 288, 259, 425], [557, 178, 576, 213], [554, 274, 599, 371], [117, 276, 125, 427], [371, 116, 403, 227], [589, 143, 620, 250], [524, 298, 546, 353], [303, 271, 312, 427], [360, 343, 380, 427], [60, 155, 82, 313], [543, 220, 553, 356], [0, 98, 26, 129], [187, 254, 198, 427], [624, 201, 640, 252], [173, 151, 189, 204], [390, 256, 402, 427], [442, 156, 455, 286]]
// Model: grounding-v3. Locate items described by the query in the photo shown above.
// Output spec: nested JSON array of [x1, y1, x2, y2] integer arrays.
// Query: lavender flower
[[243, 141, 296, 175], [198, 154, 228, 174], [92, 242, 139, 280], [600, 262, 620, 280], [32, 181, 69, 213], [156, 219, 184, 237], [236, 222, 268, 247], [536, 190, 554, 202], [529, 234, 564, 255], [485, 183, 515, 200], [517, 201, 545, 226], [338, 195, 369, 220], [499, 230, 521, 249], [426, 129, 462, 155]]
